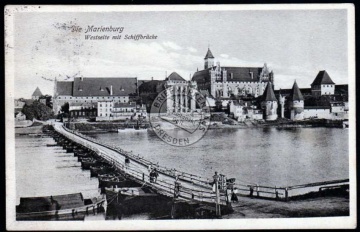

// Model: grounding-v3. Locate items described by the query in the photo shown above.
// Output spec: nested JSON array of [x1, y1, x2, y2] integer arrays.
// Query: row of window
[[58, 96, 127, 100]]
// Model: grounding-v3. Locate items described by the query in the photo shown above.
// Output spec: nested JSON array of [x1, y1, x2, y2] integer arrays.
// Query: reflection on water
[[15, 127, 348, 220]]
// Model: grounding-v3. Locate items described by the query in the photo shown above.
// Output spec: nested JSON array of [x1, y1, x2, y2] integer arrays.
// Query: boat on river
[[16, 193, 105, 221], [105, 186, 171, 215], [117, 126, 147, 133], [98, 173, 142, 191]]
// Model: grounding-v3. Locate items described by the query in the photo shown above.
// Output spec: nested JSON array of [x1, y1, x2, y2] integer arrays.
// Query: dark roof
[[335, 84, 348, 95], [262, 82, 277, 101], [222, 67, 263, 82], [139, 80, 165, 93], [56, 81, 73, 95], [275, 88, 312, 97], [73, 77, 137, 97], [17, 193, 84, 213], [289, 81, 304, 101], [311, 70, 335, 85], [192, 67, 265, 83], [114, 102, 136, 108], [204, 48, 214, 59], [32, 87, 42, 97], [192, 68, 211, 83], [304, 106, 331, 109], [166, 72, 186, 81]]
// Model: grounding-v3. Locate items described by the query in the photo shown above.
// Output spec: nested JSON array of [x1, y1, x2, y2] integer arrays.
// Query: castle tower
[[311, 70, 335, 97], [204, 48, 215, 69], [32, 87, 43, 100], [278, 89, 285, 118], [222, 68, 228, 98], [261, 82, 278, 121], [289, 81, 304, 120]]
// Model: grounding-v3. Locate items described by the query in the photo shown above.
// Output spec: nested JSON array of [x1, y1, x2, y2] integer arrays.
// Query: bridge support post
[[214, 172, 221, 217]]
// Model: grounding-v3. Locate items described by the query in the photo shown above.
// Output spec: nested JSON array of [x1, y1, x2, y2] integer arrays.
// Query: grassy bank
[[224, 196, 349, 218]]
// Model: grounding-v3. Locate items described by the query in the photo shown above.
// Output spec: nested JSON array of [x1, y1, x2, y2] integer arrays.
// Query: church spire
[[204, 48, 215, 69], [289, 80, 304, 101]]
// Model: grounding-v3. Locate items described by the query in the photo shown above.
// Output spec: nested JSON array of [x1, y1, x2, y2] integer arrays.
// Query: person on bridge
[[125, 156, 130, 167]]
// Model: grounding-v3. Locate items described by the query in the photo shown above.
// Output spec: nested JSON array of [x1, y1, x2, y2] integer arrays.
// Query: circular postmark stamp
[[149, 86, 211, 147]]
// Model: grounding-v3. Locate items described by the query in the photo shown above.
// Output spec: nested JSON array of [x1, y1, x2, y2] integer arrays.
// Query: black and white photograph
[[5, 4, 356, 230]]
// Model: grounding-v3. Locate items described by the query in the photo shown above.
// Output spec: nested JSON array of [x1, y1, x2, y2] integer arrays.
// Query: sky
[[10, 7, 350, 98]]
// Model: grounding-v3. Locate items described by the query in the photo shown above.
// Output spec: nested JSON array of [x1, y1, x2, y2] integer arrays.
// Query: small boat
[[16, 193, 105, 221], [98, 174, 142, 189], [89, 165, 115, 177], [117, 127, 137, 132], [81, 158, 98, 169], [118, 122, 147, 133], [105, 186, 171, 215], [46, 144, 58, 147]]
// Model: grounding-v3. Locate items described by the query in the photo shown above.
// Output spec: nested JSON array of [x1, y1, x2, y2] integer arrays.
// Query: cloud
[[162, 41, 182, 51], [220, 54, 229, 59], [187, 47, 197, 53]]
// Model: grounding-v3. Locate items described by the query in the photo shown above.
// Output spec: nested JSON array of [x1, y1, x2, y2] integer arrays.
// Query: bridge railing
[[56, 125, 228, 205]]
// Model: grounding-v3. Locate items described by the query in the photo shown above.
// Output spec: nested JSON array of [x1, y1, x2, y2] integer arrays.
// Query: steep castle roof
[[32, 87, 43, 97], [311, 70, 335, 85], [166, 72, 186, 81], [262, 82, 277, 101], [55, 78, 138, 97], [56, 81, 73, 95], [74, 77, 137, 96], [204, 48, 214, 59], [192, 67, 266, 83], [289, 81, 304, 101]]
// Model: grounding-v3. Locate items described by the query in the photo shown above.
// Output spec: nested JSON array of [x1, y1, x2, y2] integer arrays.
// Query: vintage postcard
[[5, 4, 356, 230]]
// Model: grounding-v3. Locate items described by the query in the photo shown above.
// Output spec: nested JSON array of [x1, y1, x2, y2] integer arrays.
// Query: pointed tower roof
[[289, 81, 304, 101], [262, 82, 277, 101], [311, 70, 335, 85], [166, 72, 186, 81], [204, 48, 214, 59], [32, 87, 43, 97]]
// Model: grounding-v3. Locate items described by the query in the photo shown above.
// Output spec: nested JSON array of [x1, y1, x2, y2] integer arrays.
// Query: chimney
[[151, 77, 154, 81], [80, 76, 83, 81], [110, 85, 113, 95]]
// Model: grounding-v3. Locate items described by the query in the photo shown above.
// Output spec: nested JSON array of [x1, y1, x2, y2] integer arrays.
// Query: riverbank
[[226, 195, 349, 218], [64, 119, 347, 132], [15, 124, 44, 135]]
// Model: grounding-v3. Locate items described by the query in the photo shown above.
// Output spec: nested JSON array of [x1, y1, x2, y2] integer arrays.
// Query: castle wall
[[289, 100, 304, 120], [261, 101, 278, 121]]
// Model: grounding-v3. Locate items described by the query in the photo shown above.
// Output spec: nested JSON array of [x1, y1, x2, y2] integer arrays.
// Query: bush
[[22, 101, 54, 121]]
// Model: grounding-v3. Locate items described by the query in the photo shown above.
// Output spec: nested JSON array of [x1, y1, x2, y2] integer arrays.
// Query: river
[[15, 127, 348, 219]]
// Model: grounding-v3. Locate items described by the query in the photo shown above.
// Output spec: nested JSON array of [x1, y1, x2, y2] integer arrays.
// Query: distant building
[[287, 81, 304, 121], [32, 87, 43, 100], [275, 70, 348, 121], [53, 77, 138, 114], [15, 111, 26, 121], [192, 48, 274, 99], [261, 82, 278, 121], [14, 99, 26, 114], [138, 72, 198, 113], [311, 70, 335, 96], [69, 102, 97, 118], [96, 101, 146, 121], [164, 72, 197, 113], [229, 100, 263, 122]]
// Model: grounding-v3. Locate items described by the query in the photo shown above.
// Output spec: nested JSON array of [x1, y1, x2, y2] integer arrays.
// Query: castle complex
[[48, 47, 348, 122], [192, 48, 274, 99]]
